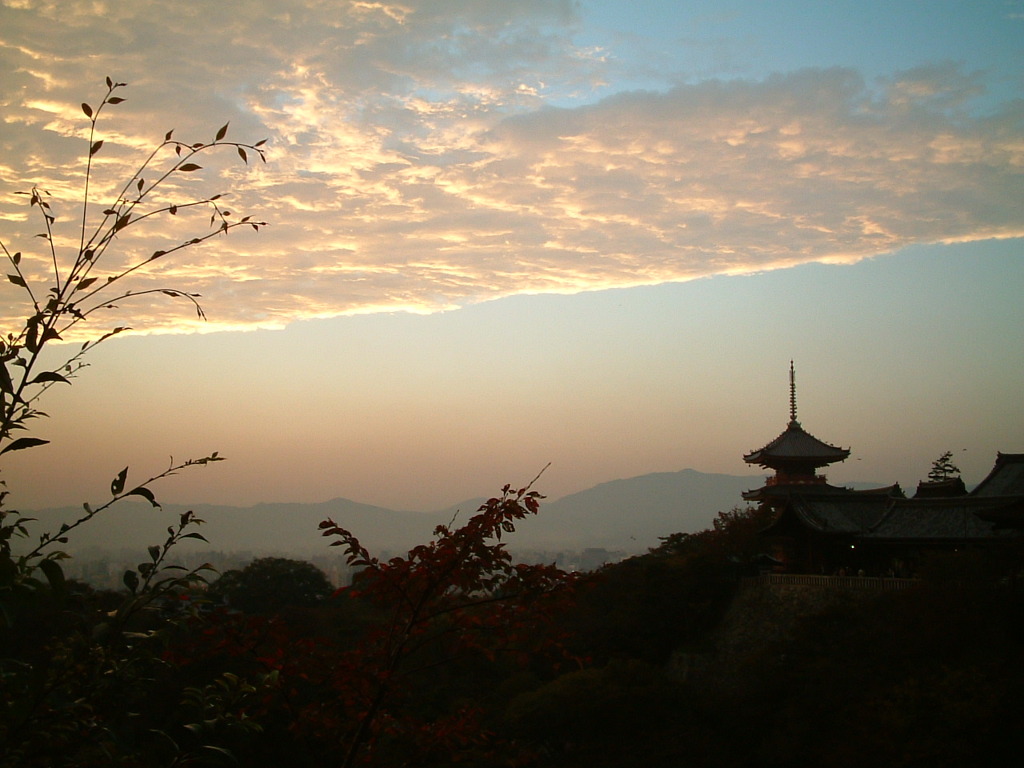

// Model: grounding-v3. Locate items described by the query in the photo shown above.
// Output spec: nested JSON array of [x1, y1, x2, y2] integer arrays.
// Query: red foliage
[[318, 481, 578, 766], [163, 482, 578, 766]]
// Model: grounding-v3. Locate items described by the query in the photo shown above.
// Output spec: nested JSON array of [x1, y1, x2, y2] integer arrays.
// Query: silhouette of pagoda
[[743, 363, 1024, 575], [742, 362, 850, 501]]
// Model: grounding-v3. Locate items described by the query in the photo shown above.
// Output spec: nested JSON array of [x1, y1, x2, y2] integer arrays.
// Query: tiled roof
[[790, 495, 892, 534], [744, 421, 850, 466], [765, 494, 1023, 541], [864, 498, 1017, 541], [971, 453, 1024, 497]]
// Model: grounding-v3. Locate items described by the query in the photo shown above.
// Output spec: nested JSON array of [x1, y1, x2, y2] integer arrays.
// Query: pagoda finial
[[789, 360, 798, 424]]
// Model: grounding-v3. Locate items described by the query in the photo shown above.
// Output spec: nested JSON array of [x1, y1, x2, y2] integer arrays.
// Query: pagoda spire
[[742, 363, 851, 499], [789, 360, 797, 424]]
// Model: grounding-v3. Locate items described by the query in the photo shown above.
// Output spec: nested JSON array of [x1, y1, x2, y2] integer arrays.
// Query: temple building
[[746, 364, 1024, 576]]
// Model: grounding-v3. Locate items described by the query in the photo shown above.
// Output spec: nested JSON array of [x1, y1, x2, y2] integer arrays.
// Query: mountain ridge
[[21, 468, 778, 558]]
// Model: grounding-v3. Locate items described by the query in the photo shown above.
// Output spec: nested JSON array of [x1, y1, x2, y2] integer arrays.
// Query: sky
[[0, 0, 1022, 516]]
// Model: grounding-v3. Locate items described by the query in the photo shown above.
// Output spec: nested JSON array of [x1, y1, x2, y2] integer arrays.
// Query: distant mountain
[[22, 497, 445, 560], [514, 469, 764, 553], [20, 469, 767, 560]]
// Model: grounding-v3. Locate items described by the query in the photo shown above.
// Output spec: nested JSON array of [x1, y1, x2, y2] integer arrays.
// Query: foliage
[[317, 474, 578, 766], [1, 76, 266, 455], [0, 79, 265, 766], [651, 504, 775, 567], [1, 75, 264, 608], [0, 80, 587, 768], [504, 658, 684, 745], [211, 557, 333, 614]]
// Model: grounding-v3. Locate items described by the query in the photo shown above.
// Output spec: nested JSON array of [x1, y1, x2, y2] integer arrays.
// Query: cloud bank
[[1, 0, 1021, 336]]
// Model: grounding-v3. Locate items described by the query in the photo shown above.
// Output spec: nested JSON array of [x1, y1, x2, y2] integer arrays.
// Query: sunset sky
[[1, 0, 1022, 515]]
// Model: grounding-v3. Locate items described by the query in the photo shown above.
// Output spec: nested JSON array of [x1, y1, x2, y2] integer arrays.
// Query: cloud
[[0, 1, 1022, 338]]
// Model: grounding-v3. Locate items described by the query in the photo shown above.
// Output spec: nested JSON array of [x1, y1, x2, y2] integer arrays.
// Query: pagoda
[[741, 365, 1023, 576], [743, 362, 850, 501]]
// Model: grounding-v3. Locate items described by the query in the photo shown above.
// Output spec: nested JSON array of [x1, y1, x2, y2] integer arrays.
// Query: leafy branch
[[0, 77, 267, 455], [318, 467, 577, 767]]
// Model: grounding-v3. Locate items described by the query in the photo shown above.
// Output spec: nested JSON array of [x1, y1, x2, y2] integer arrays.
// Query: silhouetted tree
[[928, 450, 961, 482], [213, 557, 333, 614]]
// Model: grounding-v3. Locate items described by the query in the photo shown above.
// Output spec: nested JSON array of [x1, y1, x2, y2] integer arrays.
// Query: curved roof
[[761, 493, 891, 536], [744, 420, 851, 468], [970, 453, 1024, 497]]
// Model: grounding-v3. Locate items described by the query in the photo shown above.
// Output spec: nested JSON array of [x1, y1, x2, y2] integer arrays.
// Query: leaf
[[39, 558, 66, 593], [106, 75, 113, 88], [165, 129, 174, 141], [12, 251, 20, 265], [126, 486, 160, 508], [215, 122, 229, 141], [24, 318, 39, 353], [7, 274, 26, 288], [90, 140, 104, 156], [29, 371, 71, 385], [123, 569, 139, 593], [0, 361, 12, 395], [111, 466, 128, 496], [0, 437, 49, 455], [178, 163, 202, 173], [107, 96, 125, 104], [148, 545, 160, 562], [237, 146, 248, 163], [81, 102, 93, 118], [76, 276, 99, 291]]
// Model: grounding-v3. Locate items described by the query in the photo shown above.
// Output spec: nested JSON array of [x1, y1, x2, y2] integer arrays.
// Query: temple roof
[[864, 497, 1021, 541], [761, 490, 1022, 541], [761, 492, 892, 536], [756, 453, 1024, 542], [970, 453, 1024, 497], [743, 420, 851, 468]]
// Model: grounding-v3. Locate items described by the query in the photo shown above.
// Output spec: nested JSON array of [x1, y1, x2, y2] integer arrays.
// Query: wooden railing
[[748, 574, 919, 591]]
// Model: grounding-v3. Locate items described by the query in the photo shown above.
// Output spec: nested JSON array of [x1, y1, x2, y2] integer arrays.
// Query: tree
[[1, 76, 265, 594], [0, 78, 267, 766], [927, 451, 961, 482], [317, 475, 578, 767], [213, 557, 333, 614]]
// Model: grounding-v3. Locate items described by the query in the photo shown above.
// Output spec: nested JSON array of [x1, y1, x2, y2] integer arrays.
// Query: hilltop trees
[[212, 557, 333, 613]]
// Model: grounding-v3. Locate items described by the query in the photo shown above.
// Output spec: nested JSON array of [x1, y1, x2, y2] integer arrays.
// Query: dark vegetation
[[3, 82, 1023, 766]]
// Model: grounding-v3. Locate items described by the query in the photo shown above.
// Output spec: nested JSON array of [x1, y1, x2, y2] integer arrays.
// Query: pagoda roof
[[744, 420, 851, 468]]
